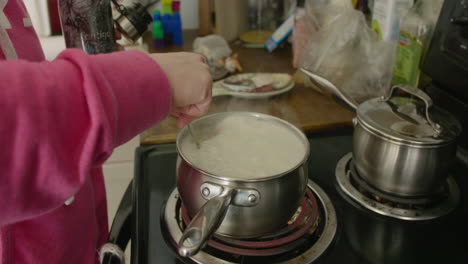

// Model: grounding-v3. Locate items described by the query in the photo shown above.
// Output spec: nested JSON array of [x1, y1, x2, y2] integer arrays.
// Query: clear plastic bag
[[298, 0, 395, 104], [193, 35, 233, 80], [193, 35, 232, 61]]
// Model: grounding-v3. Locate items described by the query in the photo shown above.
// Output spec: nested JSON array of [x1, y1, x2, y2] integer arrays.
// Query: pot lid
[[357, 94, 462, 146]]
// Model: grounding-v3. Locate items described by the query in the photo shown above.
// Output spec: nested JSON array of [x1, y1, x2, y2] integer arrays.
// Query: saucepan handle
[[300, 67, 359, 110], [382, 85, 442, 135], [177, 189, 234, 257]]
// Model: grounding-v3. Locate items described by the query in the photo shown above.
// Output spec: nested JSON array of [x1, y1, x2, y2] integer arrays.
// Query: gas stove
[[124, 130, 468, 264]]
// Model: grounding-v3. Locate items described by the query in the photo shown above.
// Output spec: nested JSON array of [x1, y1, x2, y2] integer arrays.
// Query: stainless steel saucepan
[[301, 68, 462, 197], [175, 112, 310, 257]]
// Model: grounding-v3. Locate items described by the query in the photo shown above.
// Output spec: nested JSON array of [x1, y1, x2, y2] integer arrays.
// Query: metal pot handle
[[382, 85, 442, 135], [300, 67, 359, 110], [177, 189, 234, 257]]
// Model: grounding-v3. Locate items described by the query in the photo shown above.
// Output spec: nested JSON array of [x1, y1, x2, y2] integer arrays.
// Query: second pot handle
[[300, 67, 359, 110], [177, 189, 234, 257], [382, 85, 442, 135]]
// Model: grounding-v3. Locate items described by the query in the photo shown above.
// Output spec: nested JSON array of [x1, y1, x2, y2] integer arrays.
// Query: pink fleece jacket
[[0, 1, 172, 263]]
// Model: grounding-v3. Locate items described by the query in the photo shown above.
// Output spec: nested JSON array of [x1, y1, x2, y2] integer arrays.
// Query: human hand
[[150, 52, 212, 128]]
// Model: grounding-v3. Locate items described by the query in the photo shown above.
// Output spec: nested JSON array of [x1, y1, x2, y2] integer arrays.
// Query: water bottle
[[58, 0, 116, 54]]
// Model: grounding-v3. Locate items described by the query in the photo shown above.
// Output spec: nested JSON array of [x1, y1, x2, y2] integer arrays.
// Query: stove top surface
[[336, 153, 460, 221], [162, 180, 336, 263], [131, 130, 468, 264]]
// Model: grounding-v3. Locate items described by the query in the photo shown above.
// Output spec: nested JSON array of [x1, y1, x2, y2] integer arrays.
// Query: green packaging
[[392, 31, 423, 86]]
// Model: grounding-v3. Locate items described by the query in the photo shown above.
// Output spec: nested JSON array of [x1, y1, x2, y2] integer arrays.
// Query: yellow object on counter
[[240, 30, 272, 45]]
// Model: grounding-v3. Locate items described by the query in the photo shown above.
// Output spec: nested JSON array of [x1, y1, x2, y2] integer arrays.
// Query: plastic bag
[[193, 35, 232, 80], [298, 0, 395, 104], [193, 35, 232, 61]]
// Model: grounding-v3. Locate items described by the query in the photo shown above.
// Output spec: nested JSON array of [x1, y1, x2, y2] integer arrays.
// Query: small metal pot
[[299, 68, 461, 197], [352, 85, 461, 196], [175, 112, 309, 257]]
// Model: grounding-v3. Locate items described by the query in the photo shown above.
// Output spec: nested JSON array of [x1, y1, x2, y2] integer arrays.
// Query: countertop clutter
[[112, 1, 468, 264], [140, 30, 354, 145]]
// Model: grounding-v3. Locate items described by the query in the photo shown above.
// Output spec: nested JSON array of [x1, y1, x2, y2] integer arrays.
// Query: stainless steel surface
[[232, 189, 260, 206], [300, 67, 359, 109], [336, 153, 460, 220], [176, 112, 309, 255], [348, 85, 461, 196], [164, 180, 337, 264], [199, 183, 260, 206], [299, 70, 460, 146], [178, 189, 234, 257], [356, 85, 462, 145], [301, 69, 460, 195], [115, 15, 139, 42], [381, 85, 442, 136], [353, 120, 458, 196], [357, 97, 460, 146]]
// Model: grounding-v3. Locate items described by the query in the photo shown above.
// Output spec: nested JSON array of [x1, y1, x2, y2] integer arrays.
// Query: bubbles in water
[[181, 114, 306, 179]]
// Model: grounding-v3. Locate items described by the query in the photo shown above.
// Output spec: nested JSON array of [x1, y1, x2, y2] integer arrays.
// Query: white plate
[[213, 73, 295, 99]]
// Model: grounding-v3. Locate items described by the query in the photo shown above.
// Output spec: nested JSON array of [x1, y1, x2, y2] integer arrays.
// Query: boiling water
[[181, 115, 307, 179]]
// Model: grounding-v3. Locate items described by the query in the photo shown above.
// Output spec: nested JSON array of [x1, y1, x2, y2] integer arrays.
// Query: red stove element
[[180, 189, 320, 257], [161, 180, 337, 264]]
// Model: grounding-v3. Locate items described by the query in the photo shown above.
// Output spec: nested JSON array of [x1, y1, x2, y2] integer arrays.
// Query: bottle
[[172, 0, 181, 13], [162, 14, 173, 46], [152, 11, 164, 49], [58, 0, 116, 54], [162, 0, 173, 15], [391, 0, 438, 87], [172, 13, 183, 46], [371, 0, 414, 41]]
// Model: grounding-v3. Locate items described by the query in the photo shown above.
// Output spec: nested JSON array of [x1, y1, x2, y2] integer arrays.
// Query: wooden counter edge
[[140, 121, 353, 145]]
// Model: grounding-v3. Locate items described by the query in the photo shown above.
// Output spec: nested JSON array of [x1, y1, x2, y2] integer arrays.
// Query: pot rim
[[357, 117, 456, 148], [356, 96, 462, 146], [176, 111, 310, 182]]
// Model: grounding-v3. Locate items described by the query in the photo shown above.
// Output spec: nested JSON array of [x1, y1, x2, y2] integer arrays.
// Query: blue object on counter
[[152, 10, 164, 49], [153, 10, 161, 21], [172, 13, 183, 46], [162, 14, 173, 45], [160, 13, 183, 46], [264, 14, 295, 52]]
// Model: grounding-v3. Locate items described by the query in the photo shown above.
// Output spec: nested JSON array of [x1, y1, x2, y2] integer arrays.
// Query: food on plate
[[181, 115, 306, 179], [222, 73, 292, 93], [254, 85, 274, 93]]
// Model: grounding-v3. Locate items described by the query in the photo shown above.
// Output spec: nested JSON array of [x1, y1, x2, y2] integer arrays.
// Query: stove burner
[[162, 180, 337, 264], [336, 153, 460, 221], [179, 189, 320, 256]]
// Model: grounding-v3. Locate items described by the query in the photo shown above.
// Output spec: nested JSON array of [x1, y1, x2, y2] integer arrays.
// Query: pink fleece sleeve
[[0, 49, 171, 225]]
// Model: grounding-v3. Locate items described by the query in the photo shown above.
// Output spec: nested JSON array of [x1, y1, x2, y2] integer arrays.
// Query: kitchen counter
[[140, 31, 354, 145]]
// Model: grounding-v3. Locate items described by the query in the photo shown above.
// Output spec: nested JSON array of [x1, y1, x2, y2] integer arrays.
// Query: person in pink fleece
[[0, 1, 212, 263]]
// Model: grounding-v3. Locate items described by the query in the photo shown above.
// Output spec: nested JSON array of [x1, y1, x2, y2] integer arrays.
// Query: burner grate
[[336, 153, 460, 220], [349, 161, 449, 207], [179, 189, 320, 256], [162, 180, 337, 264]]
